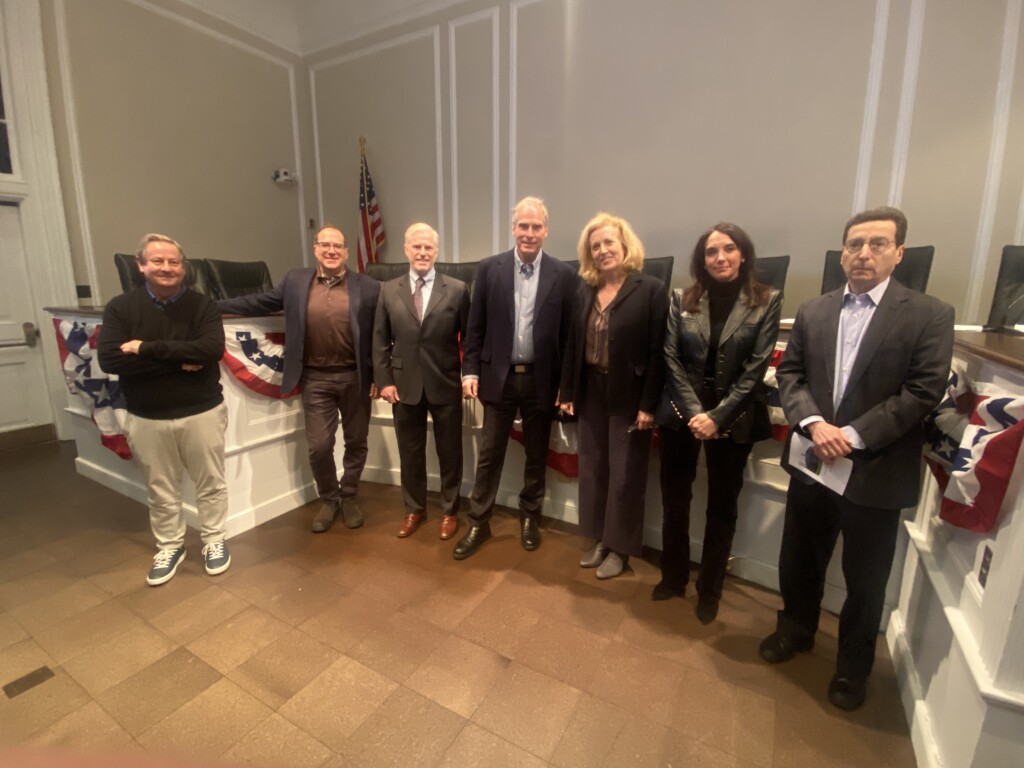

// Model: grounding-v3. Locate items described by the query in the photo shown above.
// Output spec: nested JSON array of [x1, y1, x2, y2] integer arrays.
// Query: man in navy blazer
[[218, 226, 381, 533], [455, 196, 577, 559], [759, 207, 954, 711]]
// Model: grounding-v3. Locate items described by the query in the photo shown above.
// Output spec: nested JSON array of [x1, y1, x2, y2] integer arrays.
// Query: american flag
[[356, 151, 385, 272]]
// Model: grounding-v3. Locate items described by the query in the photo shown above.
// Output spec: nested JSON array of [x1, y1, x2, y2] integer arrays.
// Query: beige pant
[[125, 403, 228, 551]]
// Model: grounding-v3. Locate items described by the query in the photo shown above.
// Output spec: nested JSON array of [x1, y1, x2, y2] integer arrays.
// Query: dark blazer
[[372, 271, 471, 405], [218, 268, 381, 397], [658, 286, 783, 442], [462, 250, 577, 406], [560, 271, 669, 416], [778, 279, 954, 509]]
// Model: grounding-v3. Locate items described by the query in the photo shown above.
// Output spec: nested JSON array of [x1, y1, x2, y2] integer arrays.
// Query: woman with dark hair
[[559, 213, 668, 579], [653, 222, 782, 622]]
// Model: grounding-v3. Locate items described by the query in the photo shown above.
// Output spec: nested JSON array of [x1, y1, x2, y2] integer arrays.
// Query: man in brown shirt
[[219, 227, 381, 532]]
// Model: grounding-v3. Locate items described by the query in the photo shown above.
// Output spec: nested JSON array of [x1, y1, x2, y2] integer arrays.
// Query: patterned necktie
[[520, 262, 534, 278], [413, 276, 426, 321]]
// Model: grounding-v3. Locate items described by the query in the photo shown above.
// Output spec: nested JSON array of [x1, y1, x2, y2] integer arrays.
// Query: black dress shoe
[[453, 524, 492, 560], [520, 515, 540, 551], [651, 581, 686, 601], [828, 676, 867, 711], [311, 501, 339, 533], [758, 632, 814, 664], [695, 596, 719, 625]]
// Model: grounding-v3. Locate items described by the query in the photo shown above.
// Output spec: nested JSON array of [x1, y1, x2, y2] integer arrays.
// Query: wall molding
[[310, 25, 444, 250], [56, 0, 305, 302], [966, 0, 1023, 322], [448, 6, 499, 260], [888, 0, 926, 207], [852, 0, 890, 213]]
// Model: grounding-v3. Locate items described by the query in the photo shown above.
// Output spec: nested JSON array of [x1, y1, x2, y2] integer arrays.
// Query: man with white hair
[[373, 223, 470, 539]]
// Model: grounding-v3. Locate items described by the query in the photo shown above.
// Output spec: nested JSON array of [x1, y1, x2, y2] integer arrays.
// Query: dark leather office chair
[[434, 261, 480, 295], [821, 245, 934, 294], [114, 253, 216, 297], [641, 255, 675, 287], [364, 262, 408, 283], [986, 245, 1024, 327], [206, 259, 273, 299], [754, 255, 790, 292]]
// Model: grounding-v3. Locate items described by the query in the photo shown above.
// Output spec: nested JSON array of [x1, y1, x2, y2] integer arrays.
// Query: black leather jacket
[[658, 286, 783, 443]]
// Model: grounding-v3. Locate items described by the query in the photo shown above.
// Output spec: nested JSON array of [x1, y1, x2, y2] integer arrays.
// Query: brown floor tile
[[0, 668, 91, 744], [96, 647, 222, 736], [453, 591, 542, 659], [136, 677, 272, 757], [248, 570, 348, 626], [277, 656, 397, 750], [218, 557, 309, 605], [436, 722, 547, 768], [550, 693, 630, 768], [0, 612, 28, 651], [0, 638, 56, 685], [6, 580, 110, 635], [54, 535, 152, 579], [350, 559, 440, 611], [516, 615, 610, 691], [772, 698, 916, 767], [539, 578, 631, 638], [27, 700, 136, 752], [221, 712, 333, 768], [605, 714, 755, 768], [186, 605, 292, 674], [346, 610, 449, 683], [0, 568, 79, 612], [0, 548, 59, 584], [148, 584, 249, 645], [62, 622, 178, 696], [309, 551, 391, 592], [116, 568, 212, 622], [339, 687, 466, 767], [297, 590, 391, 654], [471, 663, 582, 760], [585, 640, 689, 727], [399, 584, 491, 632], [229, 629, 339, 709], [665, 669, 775, 767], [404, 635, 510, 718]]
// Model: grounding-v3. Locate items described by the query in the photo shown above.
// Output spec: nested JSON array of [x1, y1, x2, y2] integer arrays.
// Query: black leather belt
[[511, 363, 534, 374]]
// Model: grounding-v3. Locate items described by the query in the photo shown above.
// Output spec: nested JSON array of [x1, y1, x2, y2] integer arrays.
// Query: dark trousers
[[392, 397, 463, 517], [776, 478, 902, 680], [300, 369, 370, 503], [658, 427, 753, 598], [468, 370, 552, 524], [578, 367, 651, 557]]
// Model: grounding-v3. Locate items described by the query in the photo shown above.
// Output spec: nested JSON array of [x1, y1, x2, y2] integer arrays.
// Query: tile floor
[[0, 442, 917, 767]]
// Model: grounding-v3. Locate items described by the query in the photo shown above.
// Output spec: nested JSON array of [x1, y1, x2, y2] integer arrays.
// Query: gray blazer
[[372, 271, 471, 405], [778, 279, 954, 509], [218, 268, 381, 397], [659, 287, 783, 443]]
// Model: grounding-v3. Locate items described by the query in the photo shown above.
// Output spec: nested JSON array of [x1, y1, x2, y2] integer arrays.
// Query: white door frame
[[1, 0, 78, 439]]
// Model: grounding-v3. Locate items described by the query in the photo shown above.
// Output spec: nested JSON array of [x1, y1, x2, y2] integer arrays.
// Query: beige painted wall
[[41, 0, 315, 304], [308, 0, 1024, 321], [36, 0, 1024, 319]]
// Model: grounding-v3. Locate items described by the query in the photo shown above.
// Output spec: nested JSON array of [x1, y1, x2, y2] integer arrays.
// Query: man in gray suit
[[374, 223, 471, 540], [759, 207, 954, 711]]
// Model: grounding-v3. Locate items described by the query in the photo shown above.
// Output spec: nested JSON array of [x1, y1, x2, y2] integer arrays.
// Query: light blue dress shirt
[[512, 250, 541, 364]]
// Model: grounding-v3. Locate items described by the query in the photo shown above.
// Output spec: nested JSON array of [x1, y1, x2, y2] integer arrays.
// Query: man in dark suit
[[373, 223, 470, 540], [454, 196, 577, 559], [218, 226, 380, 533], [759, 207, 954, 711]]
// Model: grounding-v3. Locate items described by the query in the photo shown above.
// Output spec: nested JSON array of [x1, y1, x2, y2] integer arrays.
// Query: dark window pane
[[0, 125, 11, 175]]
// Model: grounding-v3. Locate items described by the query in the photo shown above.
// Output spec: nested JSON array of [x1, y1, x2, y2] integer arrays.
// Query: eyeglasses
[[315, 242, 347, 251], [843, 237, 894, 255]]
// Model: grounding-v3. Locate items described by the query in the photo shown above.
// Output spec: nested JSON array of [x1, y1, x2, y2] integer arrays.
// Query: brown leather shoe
[[312, 501, 339, 533], [396, 513, 423, 538], [439, 515, 459, 540]]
